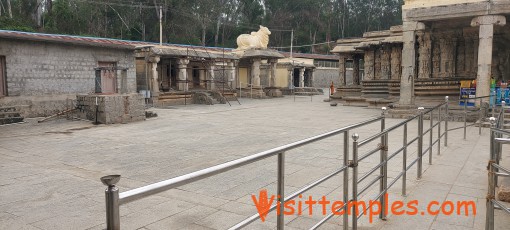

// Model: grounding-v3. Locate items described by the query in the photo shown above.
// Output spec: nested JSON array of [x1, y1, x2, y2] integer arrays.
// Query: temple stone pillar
[[471, 15, 506, 100], [207, 63, 216, 90], [177, 58, 189, 91], [309, 69, 315, 87], [339, 54, 347, 86], [364, 49, 375, 81], [227, 61, 236, 83], [299, 67, 305, 87], [418, 32, 432, 79], [400, 21, 425, 106], [199, 66, 206, 88], [381, 46, 391, 80], [148, 56, 161, 95], [268, 59, 277, 87], [288, 67, 294, 88], [250, 58, 261, 87]]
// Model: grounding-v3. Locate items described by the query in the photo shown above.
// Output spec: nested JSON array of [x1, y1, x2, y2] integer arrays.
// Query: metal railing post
[[479, 98, 483, 135], [429, 108, 433, 165], [445, 96, 449, 147], [101, 175, 121, 230], [343, 131, 349, 230], [351, 133, 360, 230], [489, 117, 496, 164], [486, 160, 495, 230], [379, 107, 387, 220], [438, 107, 441, 155], [464, 99, 467, 140], [277, 152, 285, 230], [402, 123, 408, 196], [417, 107, 424, 179]]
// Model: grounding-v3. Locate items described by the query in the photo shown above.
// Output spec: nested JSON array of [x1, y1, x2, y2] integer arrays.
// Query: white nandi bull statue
[[236, 26, 271, 50]]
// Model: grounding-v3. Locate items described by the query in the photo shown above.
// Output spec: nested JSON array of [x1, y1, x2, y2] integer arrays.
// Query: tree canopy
[[0, 0, 403, 54]]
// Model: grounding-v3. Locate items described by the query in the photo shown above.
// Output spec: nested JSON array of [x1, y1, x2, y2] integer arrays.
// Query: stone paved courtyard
[[1, 93, 509, 229]]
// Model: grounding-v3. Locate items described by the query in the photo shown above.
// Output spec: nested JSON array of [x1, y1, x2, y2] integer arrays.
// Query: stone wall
[[76, 94, 145, 124], [0, 38, 136, 117], [313, 68, 342, 88]]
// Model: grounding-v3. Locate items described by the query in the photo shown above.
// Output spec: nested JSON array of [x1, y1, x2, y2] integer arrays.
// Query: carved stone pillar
[[148, 56, 161, 94], [251, 58, 261, 87], [338, 54, 347, 86], [374, 48, 382, 80], [177, 58, 189, 91], [309, 69, 315, 87], [299, 67, 305, 87], [471, 15, 506, 100], [227, 61, 236, 83], [353, 56, 360, 85], [288, 67, 294, 88], [391, 45, 402, 80], [364, 49, 375, 81], [440, 34, 457, 78], [199, 65, 206, 88], [456, 38, 466, 77], [400, 21, 425, 106], [381, 45, 391, 80], [418, 32, 432, 79]]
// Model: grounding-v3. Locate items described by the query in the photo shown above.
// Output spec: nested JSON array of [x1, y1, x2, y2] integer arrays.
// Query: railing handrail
[[118, 116, 383, 205]]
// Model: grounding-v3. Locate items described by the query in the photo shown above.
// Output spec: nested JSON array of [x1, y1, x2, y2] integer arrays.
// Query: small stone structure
[[76, 94, 145, 124]]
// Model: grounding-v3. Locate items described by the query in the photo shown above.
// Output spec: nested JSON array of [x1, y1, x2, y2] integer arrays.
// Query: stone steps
[[0, 106, 24, 125]]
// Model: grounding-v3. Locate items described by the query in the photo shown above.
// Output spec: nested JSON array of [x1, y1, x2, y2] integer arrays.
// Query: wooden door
[[0, 56, 6, 97], [98, 62, 117, 94]]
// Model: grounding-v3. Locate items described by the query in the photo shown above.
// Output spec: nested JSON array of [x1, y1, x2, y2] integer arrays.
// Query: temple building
[[331, 0, 510, 108]]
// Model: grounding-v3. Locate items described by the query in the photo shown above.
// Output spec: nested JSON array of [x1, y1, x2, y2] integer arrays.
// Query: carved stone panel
[[432, 38, 441, 78], [381, 46, 391, 80], [391, 45, 402, 80], [364, 49, 375, 81], [374, 48, 382, 80]]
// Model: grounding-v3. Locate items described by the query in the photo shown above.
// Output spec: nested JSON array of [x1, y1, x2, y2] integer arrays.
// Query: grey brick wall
[[0, 39, 137, 117], [0, 39, 136, 96], [313, 68, 341, 88]]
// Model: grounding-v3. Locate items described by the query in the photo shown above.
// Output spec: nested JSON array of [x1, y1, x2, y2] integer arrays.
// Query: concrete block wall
[[0, 38, 137, 117], [76, 94, 145, 124]]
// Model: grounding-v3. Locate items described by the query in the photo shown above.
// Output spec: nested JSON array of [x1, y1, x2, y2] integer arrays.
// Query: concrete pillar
[[339, 54, 347, 86], [149, 56, 161, 94], [227, 61, 235, 83], [251, 58, 261, 87], [120, 69, 128, 94], [177, 58, 189, 91], [399, 21, 425, 106], [299, 67, 305, 87], [471, 15, 506, 100]]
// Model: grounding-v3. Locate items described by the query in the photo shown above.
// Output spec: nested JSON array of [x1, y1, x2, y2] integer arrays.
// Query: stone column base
[[264, 87, 283, 97]]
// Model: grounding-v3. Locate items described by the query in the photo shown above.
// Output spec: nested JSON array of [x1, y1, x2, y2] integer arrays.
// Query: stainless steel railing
[[101, 96, 457, 230], [486, 106, 510, 230]]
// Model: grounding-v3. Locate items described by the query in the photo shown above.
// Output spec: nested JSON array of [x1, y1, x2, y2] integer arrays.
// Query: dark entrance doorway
[[293, 68, 300, 87], [192, 66, 200, 87]]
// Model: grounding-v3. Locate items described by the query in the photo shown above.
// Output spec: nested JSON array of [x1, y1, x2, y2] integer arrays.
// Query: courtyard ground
[[0, 92, 509, 229]]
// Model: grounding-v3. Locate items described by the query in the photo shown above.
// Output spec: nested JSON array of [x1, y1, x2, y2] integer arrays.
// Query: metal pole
[[445, 96, 449, 147], [464, 99, 467, 140], [402, 123, 408, 196], [351, 133, 360, 230], [418, 107, 424, 179], [343, 131, 349, 230], [277, 152, 285, 230], [438, 107, 441, 155], [101, 175, 121, 230], [429, 108, 433, 165], [379, 107, 387, 219], [489, 117, 497, 189]]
